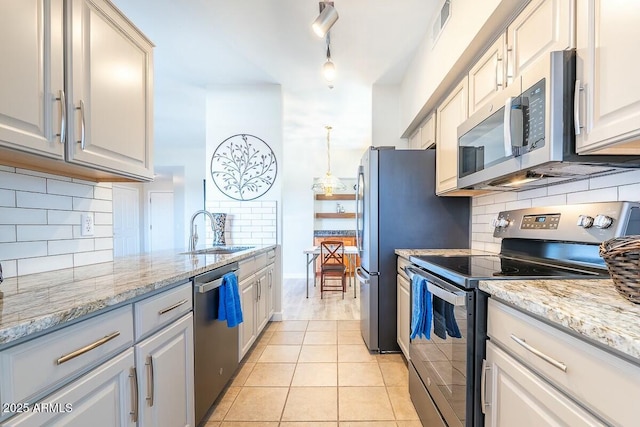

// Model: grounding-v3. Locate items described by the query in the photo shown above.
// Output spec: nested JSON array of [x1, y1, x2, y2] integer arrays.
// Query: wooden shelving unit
[[315, 194, 356, 201], [315, 213, 356, 219]]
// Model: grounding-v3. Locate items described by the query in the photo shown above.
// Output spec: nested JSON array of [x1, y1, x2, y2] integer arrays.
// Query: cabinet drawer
[[267, 248, 276, 261], [0, 305, 133, 406], [134, 282, 192, 339], [488, 298, 640, 426], [254, 252, 268, 271], [238, 256, 255, 281], [397, 256, 411, 280]]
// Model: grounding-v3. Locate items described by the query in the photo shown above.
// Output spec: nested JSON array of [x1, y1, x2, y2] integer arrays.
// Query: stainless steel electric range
[[404, 201, 640, 427]]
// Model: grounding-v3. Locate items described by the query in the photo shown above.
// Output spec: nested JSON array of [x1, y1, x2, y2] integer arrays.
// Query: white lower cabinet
[[396, 273, 410, 359], [5, 348, 136, 427], [239, 274, 257, 359], [135, 313, 194, 427], [484, 341, 604, 427], [255, 267, 269, 334], [266, 261, 275, 320]]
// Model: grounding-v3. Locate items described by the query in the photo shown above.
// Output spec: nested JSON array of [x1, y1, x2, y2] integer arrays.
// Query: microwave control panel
[[521, 213, 560, 229]]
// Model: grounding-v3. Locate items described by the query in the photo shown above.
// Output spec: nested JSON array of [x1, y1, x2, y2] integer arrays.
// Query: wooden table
[[303, 246, 359, 298]]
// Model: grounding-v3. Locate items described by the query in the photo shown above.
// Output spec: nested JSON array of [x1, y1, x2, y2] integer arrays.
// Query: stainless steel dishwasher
[[193, 262, 240, 426]]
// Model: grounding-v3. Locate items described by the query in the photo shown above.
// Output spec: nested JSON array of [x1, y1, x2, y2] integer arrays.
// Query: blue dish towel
[[433, 296, 463, 339], [410, 274, 432, 340], [218, 272, 243, 328]]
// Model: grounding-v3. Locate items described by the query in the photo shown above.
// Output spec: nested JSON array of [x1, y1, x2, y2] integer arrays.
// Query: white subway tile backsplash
[[0, 171, 46, 192], [73, 198, 112, 212], [17, 168, 71, 181], [48, 239, 95, 255], [493, 192, 518, 203], [475, 194, 496, 206], [531, 194, 567, 207], [18, 254, 73, 275], [17, 191, 72, 210], [0, 189, 15, 207], [505, 199, 532, 210], [47, 180, 94, 198], [0, 241, 48, 260], [48, 210, 82, 225], [94, 213, 113, 225], [619, 183, 640, 201], [95, 238, 114, 250], [74, 250, 113, 267], [589, 170, 640, 190], [0, 207, 47, 225], [0, 259, 17, 277], [517, 187, 547, 200], [566, 187, 618, 204], [0, 165, 15, 172], [0, 226, 16, 243], [93, 186, 113, 201], [17, 225, 73, 241]]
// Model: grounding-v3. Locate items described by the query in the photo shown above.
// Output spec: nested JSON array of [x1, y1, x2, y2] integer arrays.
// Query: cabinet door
[[484, 342, 606, 427], [266, 263, 275, 319], [419, 113, 436, 149], [5, 349, 135, 427], [506, 0, 573, 84], [468, 34, 506, 115], [135, 313, 194, 427], [0, 0, 64, 159], [255, 268, 269, 333], [239, 275, 257, 359], [66, 0, 153, 180], [408, 128, 421, 149], [396, 274, 410, 360], [436, 77, 468, 194], [575, 1, 640, 154]]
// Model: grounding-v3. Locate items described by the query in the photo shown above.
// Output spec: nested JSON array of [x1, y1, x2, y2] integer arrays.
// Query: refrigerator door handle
[[355, 166, 364, 254], [355, 267, 369, 285]]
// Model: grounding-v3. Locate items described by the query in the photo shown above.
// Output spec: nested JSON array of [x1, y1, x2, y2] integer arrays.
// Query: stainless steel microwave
[[456, 50, 640, 190]]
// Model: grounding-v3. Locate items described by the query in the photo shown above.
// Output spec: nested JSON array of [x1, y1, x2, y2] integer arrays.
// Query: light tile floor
[[204, 279, 422, 427]]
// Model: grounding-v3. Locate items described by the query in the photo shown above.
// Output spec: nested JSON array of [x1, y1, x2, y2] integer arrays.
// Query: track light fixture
[[312, 2, 339, 38]]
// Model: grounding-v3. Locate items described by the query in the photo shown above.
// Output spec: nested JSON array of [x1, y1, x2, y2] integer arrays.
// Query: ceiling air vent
[[431, 0, 451, 45]]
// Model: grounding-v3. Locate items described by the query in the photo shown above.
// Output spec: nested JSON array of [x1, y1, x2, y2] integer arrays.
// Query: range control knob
[[576, 215, 594, 228], [492, 217, 510, 229], [594, 214, 614, 229]]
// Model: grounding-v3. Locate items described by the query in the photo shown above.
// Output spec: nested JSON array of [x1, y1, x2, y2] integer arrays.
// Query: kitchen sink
[[181, 246, 255, 255]]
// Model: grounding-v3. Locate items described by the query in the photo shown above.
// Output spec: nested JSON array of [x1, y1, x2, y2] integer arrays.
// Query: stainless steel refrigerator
[[355, 147, 470, 352]]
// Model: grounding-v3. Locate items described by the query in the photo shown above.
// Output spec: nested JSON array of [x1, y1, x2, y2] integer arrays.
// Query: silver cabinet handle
[[481, 358, 491, 414], [269, 270, 273, 288], [510, 334, 567, 372], [145, 355, 155, 406], [574, 79, 584, 135], [55, 90, 66, 144], [129, 367, 138, 422], [506, 45, 514, 81], [76, 100, 85, 149], [158, 298, 188, 315], [56, 331, 120, 365], [495, 55, 503, 89]]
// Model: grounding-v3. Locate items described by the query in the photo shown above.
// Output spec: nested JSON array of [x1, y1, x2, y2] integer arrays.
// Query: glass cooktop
[[410, 255, 607, 283]]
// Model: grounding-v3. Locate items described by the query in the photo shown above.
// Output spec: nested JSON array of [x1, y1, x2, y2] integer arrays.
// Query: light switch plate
[[81, 213, 94, 236]]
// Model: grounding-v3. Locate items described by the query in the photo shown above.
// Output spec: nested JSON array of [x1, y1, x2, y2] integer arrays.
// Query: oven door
[[406, 266, 476, 427]]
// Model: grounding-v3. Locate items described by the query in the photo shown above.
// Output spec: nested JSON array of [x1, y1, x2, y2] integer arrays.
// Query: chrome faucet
[[189, 210, 216, 252]]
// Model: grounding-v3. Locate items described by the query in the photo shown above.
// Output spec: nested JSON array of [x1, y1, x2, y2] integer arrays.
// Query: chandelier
[[311, 125, 347, 196]]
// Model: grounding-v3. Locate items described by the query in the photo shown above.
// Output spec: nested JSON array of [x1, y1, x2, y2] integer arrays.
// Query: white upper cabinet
[[408, 113, 436, 150], [575, 0, 640, 154], [0, 0, 64, 159], [436, 77, 468, 195], [506, 0, 573, 85], [468, 34, 506, 116], [66, 0, 154, 180], [408, 128, 421, 149]]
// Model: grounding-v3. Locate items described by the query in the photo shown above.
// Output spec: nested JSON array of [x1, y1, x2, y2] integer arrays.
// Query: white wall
[[372, 84, 406, 147], [471, 170, 640, 251], [0, 166, 113, 278]]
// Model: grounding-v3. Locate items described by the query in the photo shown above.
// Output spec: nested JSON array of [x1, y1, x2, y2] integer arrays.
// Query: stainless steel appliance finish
[[356, 147, 471, 352], [457, 50, 640, 191], [193, 262, 239, 426], [406, 201, 640, 427]]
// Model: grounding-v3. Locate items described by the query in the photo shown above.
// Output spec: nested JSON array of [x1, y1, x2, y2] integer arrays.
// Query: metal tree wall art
[[210, 134, 277, 201]]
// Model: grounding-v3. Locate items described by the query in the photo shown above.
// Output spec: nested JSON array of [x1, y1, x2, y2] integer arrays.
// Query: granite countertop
[[0, 245, 274, 347], [314, 230, 356, 237], [479, 279, 640, 364]]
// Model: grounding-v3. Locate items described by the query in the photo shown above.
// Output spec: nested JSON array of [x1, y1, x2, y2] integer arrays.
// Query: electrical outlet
[[81, 213, 94, 236]]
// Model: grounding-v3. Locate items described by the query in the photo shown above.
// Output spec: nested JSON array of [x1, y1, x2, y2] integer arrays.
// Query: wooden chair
[[319, 240, 347, 299]]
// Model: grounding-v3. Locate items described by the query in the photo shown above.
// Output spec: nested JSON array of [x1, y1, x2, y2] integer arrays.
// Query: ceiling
[[112, 0, 440, 148]]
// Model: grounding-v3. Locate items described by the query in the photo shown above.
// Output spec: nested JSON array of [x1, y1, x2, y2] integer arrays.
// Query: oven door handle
[[404, 266, 467, 306]]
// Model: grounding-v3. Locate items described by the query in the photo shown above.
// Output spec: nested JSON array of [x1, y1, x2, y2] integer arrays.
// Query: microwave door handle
[[503, 97, 514, 157]]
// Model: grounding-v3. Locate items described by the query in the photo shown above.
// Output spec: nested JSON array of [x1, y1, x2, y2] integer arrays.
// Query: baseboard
[[270, 311, 283, 321]]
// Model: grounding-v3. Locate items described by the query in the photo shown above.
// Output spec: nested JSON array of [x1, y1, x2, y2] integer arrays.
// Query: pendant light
[[312, 125, 347, 196], [323, 37, 336, 83]]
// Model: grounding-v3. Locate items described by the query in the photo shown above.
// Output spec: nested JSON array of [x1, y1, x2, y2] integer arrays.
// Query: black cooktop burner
[[411, 254, 607, 283]]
